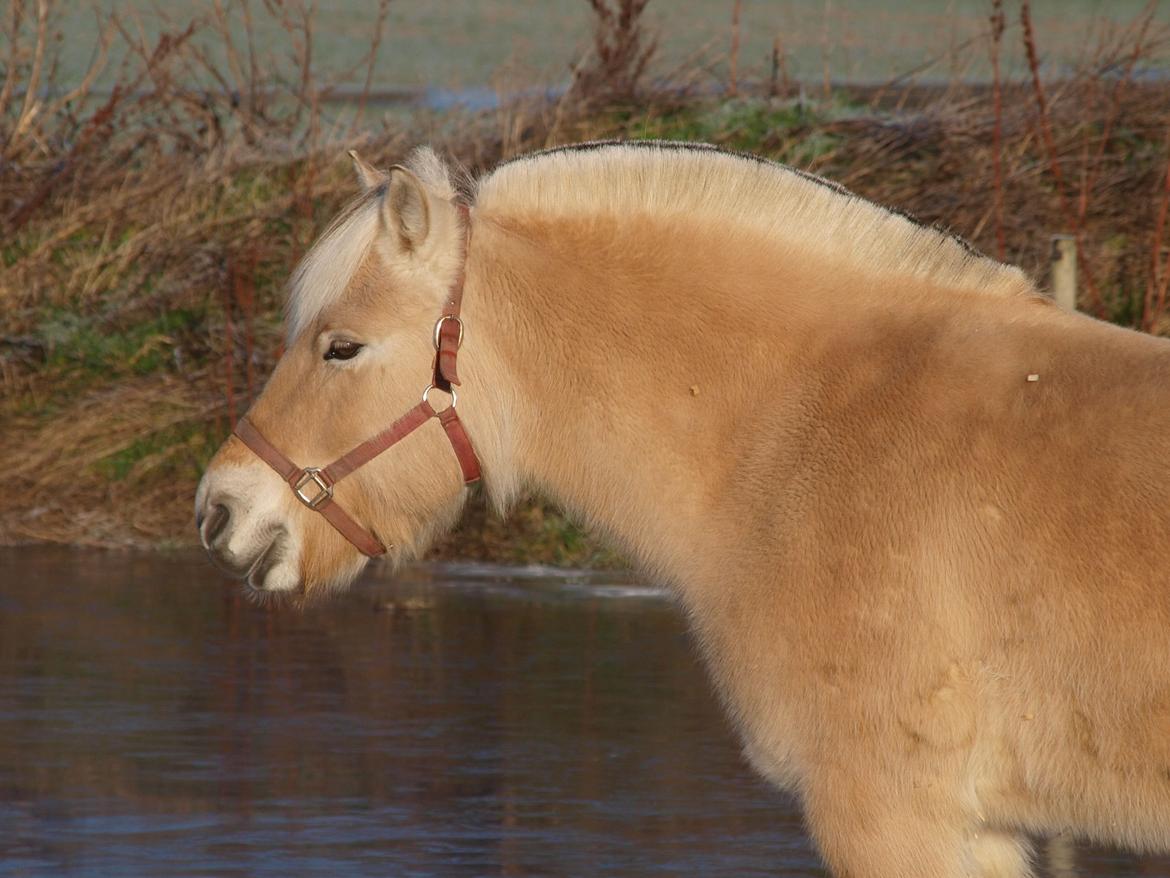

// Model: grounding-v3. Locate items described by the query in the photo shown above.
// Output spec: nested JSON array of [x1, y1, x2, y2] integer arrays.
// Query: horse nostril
[[202, 503, 230, 546]]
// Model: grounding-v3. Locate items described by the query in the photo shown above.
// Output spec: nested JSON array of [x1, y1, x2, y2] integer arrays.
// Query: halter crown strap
[[433, 204, 471, 391], [230, 201, 480, 558]]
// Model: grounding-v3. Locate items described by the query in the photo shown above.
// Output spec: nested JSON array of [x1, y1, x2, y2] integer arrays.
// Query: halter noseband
[[231, 204, 481, 557]]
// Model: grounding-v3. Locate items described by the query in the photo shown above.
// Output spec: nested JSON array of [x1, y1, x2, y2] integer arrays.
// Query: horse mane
[[287, 140, 1032, 340], [474, 139, 1031, 297]]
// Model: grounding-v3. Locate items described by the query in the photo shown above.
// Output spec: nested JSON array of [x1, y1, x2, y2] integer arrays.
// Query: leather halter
[[231, 204, 481, 557]]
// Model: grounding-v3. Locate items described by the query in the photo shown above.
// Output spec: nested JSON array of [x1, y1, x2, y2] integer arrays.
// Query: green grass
[[524, 506, 625, 569], [625, 98, 845, 165], [39, 307, 204, 378], [92, 421, 217, 483]]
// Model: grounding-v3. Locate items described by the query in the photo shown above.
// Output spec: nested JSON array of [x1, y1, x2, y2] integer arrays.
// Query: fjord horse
[[197, 141, 1170, 876]]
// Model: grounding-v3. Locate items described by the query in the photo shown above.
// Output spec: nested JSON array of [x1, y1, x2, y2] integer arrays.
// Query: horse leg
[[801, 764, 975, 878], [969, 831, 1034, 878]]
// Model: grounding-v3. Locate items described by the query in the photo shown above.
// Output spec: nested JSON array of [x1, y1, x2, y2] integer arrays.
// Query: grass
[[39, 307, 202, 375], [624, 98, 845, 166], [2, 1, 1169, 561], [92, 421, 212, 483]]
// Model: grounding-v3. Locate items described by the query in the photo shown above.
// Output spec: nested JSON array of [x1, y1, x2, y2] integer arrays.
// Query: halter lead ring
[[421, 384, 456, 408], [231, 204, 481, 558]]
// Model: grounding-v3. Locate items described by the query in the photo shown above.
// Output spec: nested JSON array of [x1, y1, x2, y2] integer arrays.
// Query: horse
[[196, 140, 1170, 877]]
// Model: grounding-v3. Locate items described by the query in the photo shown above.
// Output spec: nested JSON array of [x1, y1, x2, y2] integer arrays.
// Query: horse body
[[197, 142, 1170, 876]]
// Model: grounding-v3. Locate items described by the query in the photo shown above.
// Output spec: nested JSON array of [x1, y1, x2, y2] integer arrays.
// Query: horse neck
[[457, 205, 1040, 588], [461, 212, 820, 582]]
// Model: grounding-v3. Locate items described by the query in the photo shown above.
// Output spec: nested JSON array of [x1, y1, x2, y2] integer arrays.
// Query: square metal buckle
[[294, 467, 333, 509]]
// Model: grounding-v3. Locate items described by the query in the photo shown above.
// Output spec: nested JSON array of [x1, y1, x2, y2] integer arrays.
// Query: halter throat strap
[[231, 203, 481, 558]]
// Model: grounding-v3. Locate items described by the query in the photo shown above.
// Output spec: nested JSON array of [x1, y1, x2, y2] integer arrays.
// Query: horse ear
[[348, 150, 387, 192], [382, 165, 430, 252]]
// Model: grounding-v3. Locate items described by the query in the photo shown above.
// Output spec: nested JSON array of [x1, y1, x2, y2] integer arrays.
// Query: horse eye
[[324, 340, 363, 361]]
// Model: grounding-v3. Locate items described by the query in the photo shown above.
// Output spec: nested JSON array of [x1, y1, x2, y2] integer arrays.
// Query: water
[[0, 548, 1167, 877], [49, 1, 1170, 98]]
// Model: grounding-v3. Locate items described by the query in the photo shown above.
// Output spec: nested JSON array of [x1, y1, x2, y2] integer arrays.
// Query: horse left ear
[[382, 165, 430, 253], [348, 150, 388, 192]]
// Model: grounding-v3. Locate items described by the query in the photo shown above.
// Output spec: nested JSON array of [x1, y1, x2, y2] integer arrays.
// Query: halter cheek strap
[[231, 204, 481, 558]]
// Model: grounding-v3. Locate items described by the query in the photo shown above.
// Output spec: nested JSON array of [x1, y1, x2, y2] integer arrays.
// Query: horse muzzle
[[196, 478, 301, 593]]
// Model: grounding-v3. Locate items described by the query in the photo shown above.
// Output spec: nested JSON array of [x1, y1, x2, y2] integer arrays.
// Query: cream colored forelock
[[285, 191, 382, 342], [285, 148, 459, 342]]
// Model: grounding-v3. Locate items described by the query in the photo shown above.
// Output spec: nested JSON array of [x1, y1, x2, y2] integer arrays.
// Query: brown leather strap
[[232, 400, 479, 558], [434, 204, 471, 390], [314, 496, 386, 557], [233, 417, 389, 557], [322, 401, 436, 484], [233, 418, 300, 484], [435, 320, 461, 389], [437, 407, 482, 483]]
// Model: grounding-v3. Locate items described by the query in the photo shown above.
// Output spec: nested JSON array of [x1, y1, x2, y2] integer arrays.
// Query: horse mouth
[[243, 531, 297, 595]]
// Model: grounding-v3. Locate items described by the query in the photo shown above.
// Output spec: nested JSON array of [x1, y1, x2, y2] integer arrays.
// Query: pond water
[[54, 1, 1169, 96], [0, 548, 1167, 877]]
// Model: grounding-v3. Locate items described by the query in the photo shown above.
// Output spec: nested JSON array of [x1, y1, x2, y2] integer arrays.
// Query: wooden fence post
[[1050, 234, 1077, 311], [1047, 236, 1080, 876]]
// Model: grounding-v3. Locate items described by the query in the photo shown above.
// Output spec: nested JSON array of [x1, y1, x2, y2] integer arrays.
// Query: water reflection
[[0, 548, 1166, 877]]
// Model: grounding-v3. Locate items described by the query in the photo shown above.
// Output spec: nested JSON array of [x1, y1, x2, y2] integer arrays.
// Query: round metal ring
[[432, 315, 464, 350], [421, 384, 457, 409]]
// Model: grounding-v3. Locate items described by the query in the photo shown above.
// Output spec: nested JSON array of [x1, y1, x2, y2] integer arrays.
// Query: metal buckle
[[433, 315, 464, 350], [293, 467, 333, 509], [421, 384, 457, 410]]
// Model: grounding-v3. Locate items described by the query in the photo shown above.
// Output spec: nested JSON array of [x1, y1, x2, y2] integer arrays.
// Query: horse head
[[196, 150, 482, 597]]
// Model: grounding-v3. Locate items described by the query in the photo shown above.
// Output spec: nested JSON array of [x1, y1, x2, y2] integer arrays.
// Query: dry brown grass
[[3, 373, 216, 546], [0, 0, 662, 561], [823, 76, 1170, 324], [2, 1, 1169, 559]]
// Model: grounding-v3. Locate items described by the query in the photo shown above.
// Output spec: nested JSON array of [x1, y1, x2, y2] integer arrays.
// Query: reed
[[988, 0, 1005, 261]]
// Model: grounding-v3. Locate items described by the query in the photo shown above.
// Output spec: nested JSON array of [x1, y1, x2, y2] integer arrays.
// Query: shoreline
[[4, 11, 1169, 563]]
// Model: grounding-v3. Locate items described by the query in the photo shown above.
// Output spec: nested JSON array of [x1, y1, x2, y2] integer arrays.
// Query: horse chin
[[294, 542, 372, 602]]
